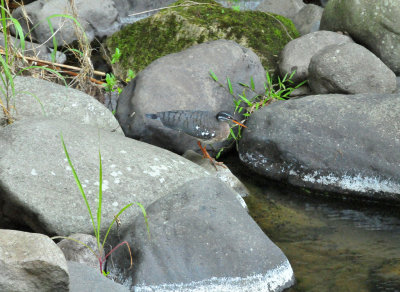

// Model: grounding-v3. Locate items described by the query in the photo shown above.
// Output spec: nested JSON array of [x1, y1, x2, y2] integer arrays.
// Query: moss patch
[[105, 0, 299, 79]]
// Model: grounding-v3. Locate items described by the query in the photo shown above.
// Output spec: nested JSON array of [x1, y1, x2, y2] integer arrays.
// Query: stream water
[[226, 159, 400, 292]]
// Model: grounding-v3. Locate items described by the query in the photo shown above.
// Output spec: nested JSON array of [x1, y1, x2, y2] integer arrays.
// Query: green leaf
[[61, 134, 97, 238], [126, 69, 136, 82], [111, 48, 121, 64], [216, 148, 224, 159], [229, 128, 237, 140]]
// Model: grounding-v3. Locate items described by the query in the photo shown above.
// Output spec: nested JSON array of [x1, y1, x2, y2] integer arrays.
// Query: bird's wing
[[156, 111, 218, 141]]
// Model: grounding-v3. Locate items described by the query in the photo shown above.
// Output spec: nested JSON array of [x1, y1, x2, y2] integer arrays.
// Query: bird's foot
[[197, 141, 226, 171], [208, 157, 227, 170]]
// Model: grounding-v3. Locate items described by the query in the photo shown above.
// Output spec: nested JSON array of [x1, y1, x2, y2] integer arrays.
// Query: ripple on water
[[241, 178, 400, 292]]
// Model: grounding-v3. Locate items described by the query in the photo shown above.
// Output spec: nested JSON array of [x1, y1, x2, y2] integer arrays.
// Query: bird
[[145, 110, 247, 169]]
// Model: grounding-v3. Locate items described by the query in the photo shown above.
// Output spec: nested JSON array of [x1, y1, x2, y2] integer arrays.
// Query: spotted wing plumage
[[154, 110, 220, 141]]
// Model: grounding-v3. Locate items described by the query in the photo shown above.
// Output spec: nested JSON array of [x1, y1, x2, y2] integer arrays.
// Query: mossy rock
[[105, 0, 299, 80]]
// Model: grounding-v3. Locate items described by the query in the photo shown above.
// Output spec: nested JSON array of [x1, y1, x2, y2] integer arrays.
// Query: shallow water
[[230, 168, 400, 291]]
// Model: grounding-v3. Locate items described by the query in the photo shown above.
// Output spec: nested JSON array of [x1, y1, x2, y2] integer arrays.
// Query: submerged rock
[[238, 93, 400, 201], [105, 0, 298, 79], [109, 177, 295, 291]]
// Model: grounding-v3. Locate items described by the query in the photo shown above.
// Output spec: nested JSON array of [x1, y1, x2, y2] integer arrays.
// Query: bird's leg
[[197, 141, 226, 170]]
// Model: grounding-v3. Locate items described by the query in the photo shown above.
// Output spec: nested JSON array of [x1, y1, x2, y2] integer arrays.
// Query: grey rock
[[68, 261, 129, 292], [0, 76, 122, 134], [0, 230, 69, 292], [57, 233, 103, 271], [238, 94, 400, 201], [0, 119, 211, 236], [183, 150, 250, 198], [320, 0, 400, 74], [116, 40, 266, 155], [292, 4, 324, 35], [308, 42, 397, 94], [12, 0, 121, 47], [288, 84, 311, 97], [279, 30, 353, 83], [110, 177, 295, 291], [257, 0, 305, 19], [0, 34, 66, 63]]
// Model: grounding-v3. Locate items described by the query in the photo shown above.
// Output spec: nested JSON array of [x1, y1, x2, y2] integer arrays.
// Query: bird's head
[[216, 111, 247, 128]]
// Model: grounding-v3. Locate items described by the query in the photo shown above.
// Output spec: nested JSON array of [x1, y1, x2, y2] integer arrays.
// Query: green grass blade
[[8, 17, 25, 51], [68, 48, 83, 56], [295, 80, 308, 88], [0, 55, 15, 98], [227, 77, 233, 95], [209, 70, 218, 82], [238, 94, 252, 106], [229, 128, 237, 140], [250, 76, 255, 91], [281, 73, 288, 83], [61, 134, 97, 237]]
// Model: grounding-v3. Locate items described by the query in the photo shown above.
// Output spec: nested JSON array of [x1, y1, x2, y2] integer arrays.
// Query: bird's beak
[[232, 119, 247, 128]]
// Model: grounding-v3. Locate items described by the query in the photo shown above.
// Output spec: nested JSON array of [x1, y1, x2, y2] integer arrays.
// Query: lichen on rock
[[105, 0, 299, 79]]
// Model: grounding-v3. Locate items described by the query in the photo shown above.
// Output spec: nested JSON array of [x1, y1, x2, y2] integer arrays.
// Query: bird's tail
[[145, 113, 159, 120]]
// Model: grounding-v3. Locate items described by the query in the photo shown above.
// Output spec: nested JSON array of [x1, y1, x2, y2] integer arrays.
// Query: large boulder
[[12, 0, 121, 47], [105, 0, 298, 79], [0, 76, 122, 133], [320, 0, 400, 74], [0, 118, 211, 236], [279, 30, 353, 83], [109, 177, 295, 291], [0, 230, 69, 292], [238, 94, 400, 201], [116, 40, 266, 154], [308, 43, 397, 94]]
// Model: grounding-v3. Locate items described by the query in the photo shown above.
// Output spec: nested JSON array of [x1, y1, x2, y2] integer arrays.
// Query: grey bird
[[145, 110, 247, 168]]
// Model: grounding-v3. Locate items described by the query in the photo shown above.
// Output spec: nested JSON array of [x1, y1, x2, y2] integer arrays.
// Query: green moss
[[105, 0, 299, 79]]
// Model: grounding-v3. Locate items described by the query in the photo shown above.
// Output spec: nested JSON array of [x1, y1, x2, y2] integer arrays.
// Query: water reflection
[[239, 178, 400, 291]]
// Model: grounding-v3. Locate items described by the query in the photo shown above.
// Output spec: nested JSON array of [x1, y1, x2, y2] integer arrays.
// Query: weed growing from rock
[[53, 135, 150, 276], [210, 70, 307, 158]]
